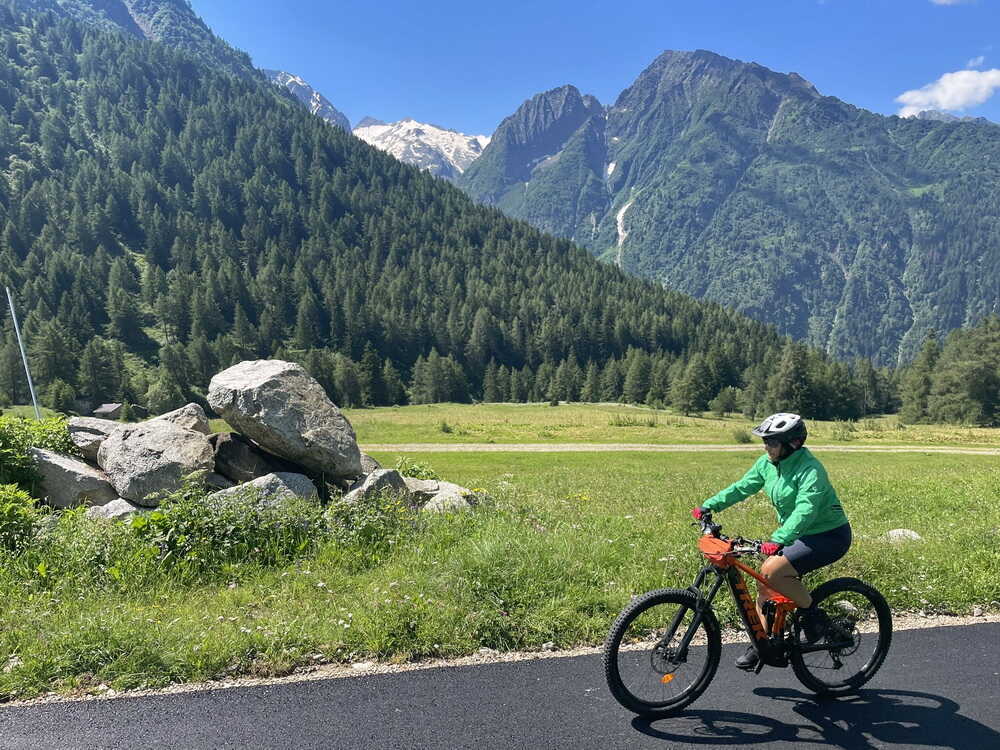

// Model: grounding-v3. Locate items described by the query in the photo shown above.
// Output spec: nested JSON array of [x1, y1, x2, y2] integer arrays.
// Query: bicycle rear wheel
[[603, 588, 721, 717], [790, 577, 892, 696]]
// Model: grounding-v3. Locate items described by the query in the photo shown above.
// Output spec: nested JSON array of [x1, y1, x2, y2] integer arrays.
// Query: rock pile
[[30, 360, 480, 519]]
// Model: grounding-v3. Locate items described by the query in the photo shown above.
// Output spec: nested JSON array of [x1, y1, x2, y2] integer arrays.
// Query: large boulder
[[67, 417, 119, 463], [207, 360, 361, 478], [209, 431, 301, 484], [31, 448, 118, 508], [150, 403, 211, 435], [343, 469, 409, 504], [206, 472, 319, 506], [97, 422, 214, 506]]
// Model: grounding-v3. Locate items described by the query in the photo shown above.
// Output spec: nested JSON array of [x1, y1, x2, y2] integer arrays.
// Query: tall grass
[[0, 450, 997, 701]]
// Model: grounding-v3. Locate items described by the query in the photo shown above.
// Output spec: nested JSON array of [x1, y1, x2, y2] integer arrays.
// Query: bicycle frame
[[663, 539, 798, 670]]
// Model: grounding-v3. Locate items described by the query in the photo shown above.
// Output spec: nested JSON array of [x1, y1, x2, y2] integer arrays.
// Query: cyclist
[[691, 412, 851, 670]]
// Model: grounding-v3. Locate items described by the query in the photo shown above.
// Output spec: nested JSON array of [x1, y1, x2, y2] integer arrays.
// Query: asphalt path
[[1, 623, 997, 749]]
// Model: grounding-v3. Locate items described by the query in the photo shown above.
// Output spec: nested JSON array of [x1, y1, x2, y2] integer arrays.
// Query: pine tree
[[765, 342, 810, 414], [482, 360, 500, 402], [381, 360, 406, 405], [899, 333, 939, 423], [580, 361, 601, 403], [671, 354, 712, 415], [623, 350, 652, 404]]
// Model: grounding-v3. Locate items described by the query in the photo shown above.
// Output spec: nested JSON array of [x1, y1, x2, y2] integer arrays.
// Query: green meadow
[[344, 402, 1000, 448], [1, 433, 997, 701]]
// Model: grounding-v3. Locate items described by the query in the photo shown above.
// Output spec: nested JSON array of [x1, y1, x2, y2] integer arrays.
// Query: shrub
[[0, 416, 76, 489], [732, 429, 753, 444], [130, 478, 326, 579], [0, 483, 41, 553], [439, 419, 453, 433], [831, 421, 857, 441], [393, 457, 440, 480], [324, 489, 416, 563]]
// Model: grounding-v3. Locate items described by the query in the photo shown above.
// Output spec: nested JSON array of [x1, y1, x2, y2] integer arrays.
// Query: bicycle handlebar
[[692, 511, 764, 555]]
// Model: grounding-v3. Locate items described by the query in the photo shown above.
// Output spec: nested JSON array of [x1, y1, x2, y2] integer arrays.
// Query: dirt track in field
[[364, 443, 1000, 455]]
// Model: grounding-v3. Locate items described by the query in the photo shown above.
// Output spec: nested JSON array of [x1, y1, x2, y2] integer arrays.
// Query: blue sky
[[195, 0, 1000, 135]]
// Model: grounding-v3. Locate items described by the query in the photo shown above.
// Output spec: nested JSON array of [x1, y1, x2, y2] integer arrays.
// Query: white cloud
[[967, 55, 986, 68], [930, 0, 971, 5], [896, 68, 1000, 116]]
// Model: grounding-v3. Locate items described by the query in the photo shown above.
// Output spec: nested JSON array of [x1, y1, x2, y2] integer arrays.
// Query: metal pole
[[5, 286, 41, 420]]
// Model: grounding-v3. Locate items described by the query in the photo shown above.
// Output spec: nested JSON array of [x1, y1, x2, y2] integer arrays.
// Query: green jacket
[[702, 447, 848, 546]]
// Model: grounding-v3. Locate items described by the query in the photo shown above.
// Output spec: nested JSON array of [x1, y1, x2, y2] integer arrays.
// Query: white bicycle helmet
[[751, 412, 807, 442]]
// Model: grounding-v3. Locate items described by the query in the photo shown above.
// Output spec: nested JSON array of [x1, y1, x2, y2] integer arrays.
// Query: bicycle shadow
[[631, 688, 1000, 749]]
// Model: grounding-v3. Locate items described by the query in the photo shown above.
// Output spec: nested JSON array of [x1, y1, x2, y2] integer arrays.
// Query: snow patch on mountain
[[353, 118, 491, 181], [264, 70, 351, 132]]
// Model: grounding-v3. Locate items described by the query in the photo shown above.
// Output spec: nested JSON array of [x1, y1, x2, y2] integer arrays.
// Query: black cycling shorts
[[782, 522, 852, 576]]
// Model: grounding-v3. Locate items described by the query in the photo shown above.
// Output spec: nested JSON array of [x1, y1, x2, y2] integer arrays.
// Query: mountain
[[18, 0, 254, 75], [460, 85, 608, 244], [264, 70, 351, 131], [460, 50, 1000, 365], [0, 4, 878, 421], [353, 118, 490, 181]]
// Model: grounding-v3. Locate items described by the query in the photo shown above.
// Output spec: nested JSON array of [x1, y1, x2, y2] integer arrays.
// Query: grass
[[1, 449, 997, 701], [344, 402, 1000, 448], [1, 406, 62, 420]]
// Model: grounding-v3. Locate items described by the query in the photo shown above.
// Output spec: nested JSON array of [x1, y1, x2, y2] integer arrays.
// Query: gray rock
[[360, 453, 382, 474], [402, 476, 439, 503], [86, 498, 145, 520], [207, 472, 319, 506], [343, 469, 409, 504], [31, 448, 118, 508], [423, 488, 473, 513], [885, 528, 922, 543], [97, 422, 214, 506], [151, 403, 210, 435], [421, 481, 481, 513], [205, 472, 235, 490], [67, 417, 119, 463], [209, 431, 301, 484], [207, 360, 361, 478]]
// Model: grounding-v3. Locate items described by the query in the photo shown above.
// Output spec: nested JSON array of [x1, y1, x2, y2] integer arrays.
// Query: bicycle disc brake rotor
[[650, 641, 682, 675]]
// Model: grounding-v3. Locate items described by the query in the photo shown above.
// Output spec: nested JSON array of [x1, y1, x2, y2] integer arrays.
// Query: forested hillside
[[899, 316, 1000, 426], [460, 50, 1000, 366], [19, 0, 253, 75], [0, 4, 894, 421]]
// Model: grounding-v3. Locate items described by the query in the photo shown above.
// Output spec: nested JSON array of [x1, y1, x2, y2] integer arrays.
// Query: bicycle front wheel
[[603, 588, 721, 717], [790, 577, 892, 696]]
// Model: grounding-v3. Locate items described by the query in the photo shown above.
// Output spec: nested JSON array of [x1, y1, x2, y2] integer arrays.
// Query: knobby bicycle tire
[[790, 577, 892, 696], [603, 588, 722, 717]]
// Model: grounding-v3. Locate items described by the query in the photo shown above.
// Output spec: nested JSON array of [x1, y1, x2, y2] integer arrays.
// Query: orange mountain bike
[[603, 512, 892, 717]]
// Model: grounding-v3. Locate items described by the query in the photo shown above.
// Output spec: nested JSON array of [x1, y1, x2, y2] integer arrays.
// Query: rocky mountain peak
[[352, 118, 491, 181], [264, 70, 351, 131]]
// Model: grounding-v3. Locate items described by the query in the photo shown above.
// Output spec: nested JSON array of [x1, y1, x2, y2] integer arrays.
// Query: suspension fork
[[661, 566, 726, 662]]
